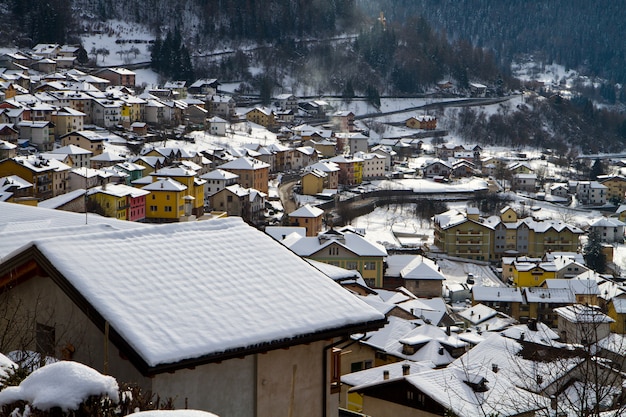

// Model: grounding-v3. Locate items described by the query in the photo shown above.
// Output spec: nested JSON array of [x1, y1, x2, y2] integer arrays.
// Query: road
[[278, 178, 298, 215]]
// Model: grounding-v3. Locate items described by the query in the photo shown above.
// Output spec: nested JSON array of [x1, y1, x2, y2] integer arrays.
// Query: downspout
[[322, 334, 368, 417]]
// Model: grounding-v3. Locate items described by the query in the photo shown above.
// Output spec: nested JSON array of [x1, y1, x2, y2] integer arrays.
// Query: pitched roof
[[289, 204, 324, 218], [0, 218, 385, 373]]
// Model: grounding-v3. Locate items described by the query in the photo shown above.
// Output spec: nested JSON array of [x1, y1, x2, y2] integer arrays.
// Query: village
[[2, 42, 626, 417]]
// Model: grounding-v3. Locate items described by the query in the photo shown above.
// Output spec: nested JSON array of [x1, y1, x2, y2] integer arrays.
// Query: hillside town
[[3, 43, 626, 417]]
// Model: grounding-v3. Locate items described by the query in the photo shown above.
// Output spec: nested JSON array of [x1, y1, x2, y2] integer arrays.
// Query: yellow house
[[288, 204, 324, 236], [599, 175, 626, 203], [353, 159, 364, 184], [608, 298, 626, 333], [245, 107, 275, 128], [433, 208, 494, 262], [512, 261, 557, 287], [150, 166, 205, 217], [437, 206, 583, 262], [142, 177, 189, 222], [51, 107, 85, 139], [0, 157, 55, 200], [301, 169, 326, 195], [284, 228, 387, 288]]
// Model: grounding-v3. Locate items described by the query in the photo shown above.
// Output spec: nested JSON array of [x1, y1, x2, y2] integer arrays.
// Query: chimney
[[383, 370, 390, 380], [402, 364, 411, 376], [492, 364, 499, 373], [536, 375, 543, 385], [438, 347, 444, 355], [445, 325, 451, 336]]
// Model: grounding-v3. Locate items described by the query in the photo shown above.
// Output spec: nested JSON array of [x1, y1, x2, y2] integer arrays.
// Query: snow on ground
[[80, 19, 154, 67], [0, 361, 118, 412]]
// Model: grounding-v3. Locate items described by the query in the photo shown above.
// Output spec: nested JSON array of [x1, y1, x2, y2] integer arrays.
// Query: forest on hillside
[[2, 0, 626, 155], [358, 0, 626, 89]]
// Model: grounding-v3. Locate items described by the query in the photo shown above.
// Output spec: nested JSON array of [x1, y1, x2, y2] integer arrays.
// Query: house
[[68, 166, 113, 192], [148, 166, 205, 217], [290, 146, 319, 171], [433, 208, 495, 262], [471, 286, 525, 320], [587, 217, 625, 243], [185, 105, 208, 127], [281, 227, 387, 287], [95, 67, 136, 87], [0, 216, 385, 417], [60, 130, 106, 156], [554, 304, 614, 345], [17, 120, 53, 151], [301, 169, 327, 196], [209, 184, 266, 223], [354, 152, 386, 180], [51, 107, 85, 138], [0, 175, 33, 202], [305, 161, 340, 190], [142, 177, 192, 222], [208, 116, 227, 136], [206, 95, 235, 119], [274, 93, 299, 111], [370, 145, 397, 171], [90, 151, 126, 170], [0, 156, 56, 200], [576, 181, 607, 205], [332, 111, 355, 132], [422, 159, 452, 179], [383, 255, 445, 297], [0, 138, 17, 159], [523, 287, 576, 327], [598, 175, 626, 203], [288, 204, 324, 236], [405, 115, 437, 130], [340, 360, 435, 413], [87, 183, 149, 221], [188, 78, 219, 95], [219, 156, 270, 194], [329, 155, 363, 186], [512, 173, 537, 192], [469, 82, 487, 97], [0, 123, 19, 144], [245, 107, 275, 129], [351, 359, 546, 417], [200, 168, 239, 203]]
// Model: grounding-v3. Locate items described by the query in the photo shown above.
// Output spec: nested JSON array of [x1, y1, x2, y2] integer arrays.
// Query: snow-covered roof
[[385, 255, 446, 281], [457, 303, 498, 325], [3, 218, 384, 369], [341, 360, 435, 387], [38, 189, 87, 210], [288, 204, 323, 218], [283, 229, 387, 258], [554, 304, 614, 324], [472, 286, 524, 303], [219, 156, 270, 170], [524, 287, 575, 304]]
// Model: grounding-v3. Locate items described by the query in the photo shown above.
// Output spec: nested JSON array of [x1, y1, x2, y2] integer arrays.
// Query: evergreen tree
[[590, 158, 604, 180], [342, 79, 355, 102], [584, 230, 606, 273], [150, 37, 162, 73]]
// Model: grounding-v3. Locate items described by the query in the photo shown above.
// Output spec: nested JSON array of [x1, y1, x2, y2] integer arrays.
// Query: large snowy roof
[[2, 218, 384, 371]]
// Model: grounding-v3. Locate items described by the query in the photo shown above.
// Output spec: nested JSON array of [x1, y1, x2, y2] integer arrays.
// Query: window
[[150, 205, 157, 211], [227, 196, 233, 202], [364, 262, 376, 270], [166, 195, 170, 200], [36, 323, 55, 356], [346, 261, 358, 270], [164, 206, 172, 212]]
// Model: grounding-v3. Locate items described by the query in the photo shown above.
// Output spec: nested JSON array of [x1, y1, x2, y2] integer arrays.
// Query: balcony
[[456, 230, 483, 236], [456, 240, 482, 245]]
